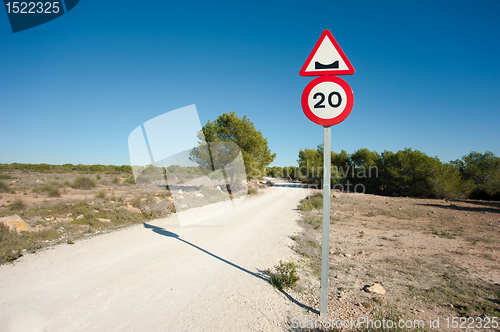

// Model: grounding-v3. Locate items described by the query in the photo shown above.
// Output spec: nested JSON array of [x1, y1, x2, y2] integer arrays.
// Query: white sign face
[[307, 81, 347, 119], [303, 37, 350, 74], [299, 30, 355, 76], [301, 76, 354, 126]]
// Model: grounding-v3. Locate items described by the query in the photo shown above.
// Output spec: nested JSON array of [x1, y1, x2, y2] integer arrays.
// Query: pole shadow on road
[[143, 223, 319, 315]]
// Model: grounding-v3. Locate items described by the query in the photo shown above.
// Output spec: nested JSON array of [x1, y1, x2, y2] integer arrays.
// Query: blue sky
[[1, 0, 499, 167]]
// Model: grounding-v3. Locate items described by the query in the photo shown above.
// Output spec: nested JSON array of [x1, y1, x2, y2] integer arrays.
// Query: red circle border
[[301, 75, 354, 126]]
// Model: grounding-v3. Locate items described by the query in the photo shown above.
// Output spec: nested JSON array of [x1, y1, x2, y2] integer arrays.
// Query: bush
[[124, 176, 136, 185], [139, 195, 175, 219], [247, 188, 258, 195], [0, 181, 13, 193], [32, 182, 62, 197], [267, 260, 299, 290], [71, 176, 96, 190], [46, 186, 61, 197], [298, 193, 323, 211], [95, 190, 106, 199], [0, 174, 11, 180], [9, 198, 26, 211]]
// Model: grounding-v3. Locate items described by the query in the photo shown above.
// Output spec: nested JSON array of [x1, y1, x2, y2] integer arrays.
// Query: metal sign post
[[320, 125, 331, 316], [300, 29, 355, 316]]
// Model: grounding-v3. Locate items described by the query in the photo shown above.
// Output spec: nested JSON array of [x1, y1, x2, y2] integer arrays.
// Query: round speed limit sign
[[301, 75, 354, 126]]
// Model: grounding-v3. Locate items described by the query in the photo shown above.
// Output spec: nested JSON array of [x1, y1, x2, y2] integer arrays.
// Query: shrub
[[95, 190, 106, 199], [0, 181, 13, 193], [139, 195, 175, 219], [32, 182, 62, 197], [247, 188, 258, 195], [9, 198, 26, 211], [303, 216, 322, 229], [298, 193, 323, 211], [71, 176, 96, 190], [267, 260, 299, 290], [124, 176, 135, 185], [0, 174, 11, 180], [46, 186, 61, 197]]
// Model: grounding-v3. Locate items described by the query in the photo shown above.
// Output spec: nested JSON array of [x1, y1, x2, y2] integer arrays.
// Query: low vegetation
[[267, 260, 299, 291], [297, 193, 323, 211], [32, 181, 63, 197], [0, 181, 13, 193], [0, 223, 60, 263], [71, 176, 96, 190], [0, 163, 132, 174]]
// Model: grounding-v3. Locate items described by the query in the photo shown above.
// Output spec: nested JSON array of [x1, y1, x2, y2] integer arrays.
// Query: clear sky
[[1, 0, 499, 167]]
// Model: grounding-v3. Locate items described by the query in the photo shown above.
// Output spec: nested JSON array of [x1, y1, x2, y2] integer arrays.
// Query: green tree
[[380, 148, 471, 198], [454, 151, 500, 199], [191, 112, 275, 179], [347, 148, 382, 192], [297, 146, 323, 183]]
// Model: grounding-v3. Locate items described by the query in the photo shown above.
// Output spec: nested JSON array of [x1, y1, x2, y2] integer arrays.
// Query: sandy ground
[[0, 179, 310, 332], [289, 192, 500, 331]]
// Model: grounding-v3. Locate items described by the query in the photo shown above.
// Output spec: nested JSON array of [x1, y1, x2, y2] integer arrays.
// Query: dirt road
[[0, 180, 309, 332]]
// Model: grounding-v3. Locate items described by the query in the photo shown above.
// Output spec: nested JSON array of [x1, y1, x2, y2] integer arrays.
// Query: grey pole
[[320, 125, 331, 316]]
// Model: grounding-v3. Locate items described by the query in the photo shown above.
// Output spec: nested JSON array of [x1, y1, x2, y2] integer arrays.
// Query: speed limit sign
[[301, 75, 353, 126]]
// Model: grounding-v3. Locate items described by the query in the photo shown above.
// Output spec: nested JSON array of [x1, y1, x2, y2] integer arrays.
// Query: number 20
[[313, 92, 342, 108]]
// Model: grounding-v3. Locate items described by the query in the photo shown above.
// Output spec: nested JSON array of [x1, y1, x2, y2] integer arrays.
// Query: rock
[[0, 215, 32, 233], [98, 218, 111, 223], [123, 205, 141, 214], [152, 196, 162, 204], [76, 215, 85, 220], [195, 193, 204, 197], [364, 283, 386, 295], [178, 189, 183, 194]]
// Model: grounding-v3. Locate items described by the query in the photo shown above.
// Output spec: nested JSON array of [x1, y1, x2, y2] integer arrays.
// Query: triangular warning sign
[[299, 30, 355, 76]]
